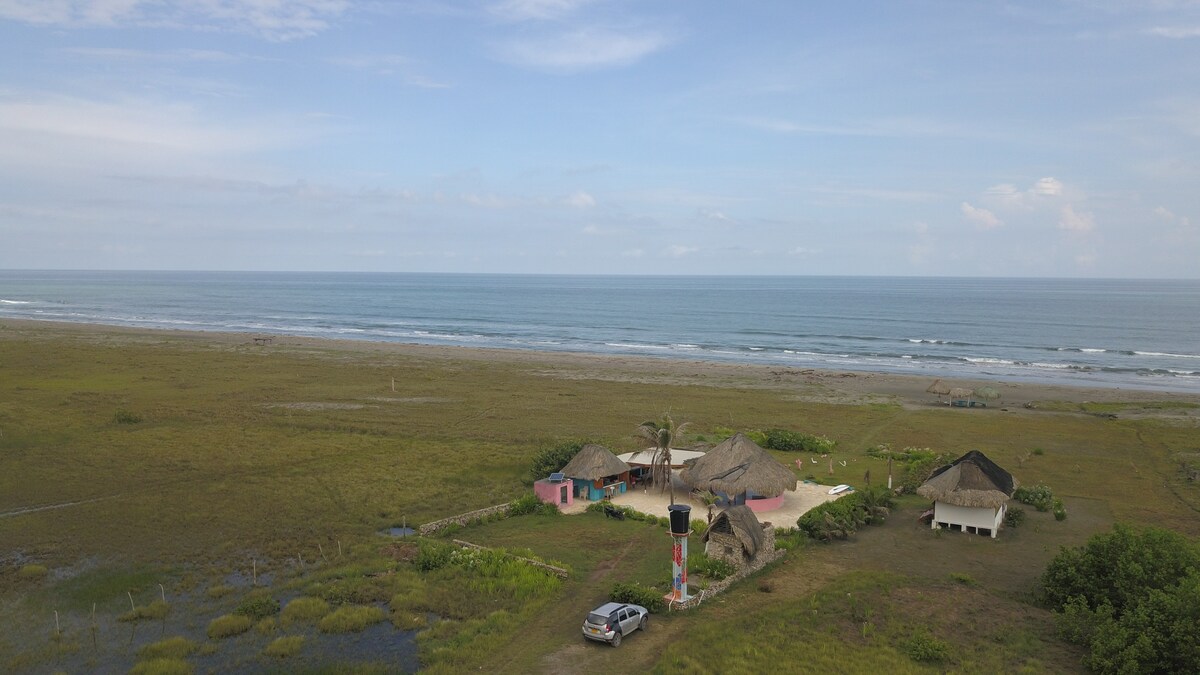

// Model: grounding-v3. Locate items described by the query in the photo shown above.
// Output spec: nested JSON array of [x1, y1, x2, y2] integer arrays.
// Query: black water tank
[[668, 504, 691, 535]]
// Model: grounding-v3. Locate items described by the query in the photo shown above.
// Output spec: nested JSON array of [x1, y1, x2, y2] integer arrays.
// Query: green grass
[[206, 613, 253, 639], [129, 658, 193, 675], [137, 636, 198, 660], [281, 596, 331, 624], [264, 635, 305, 658], [0, 321, 1197, 672], [317, 605, 386, 633], [119, 600, 170, 622], [16, 564, 48, 579]]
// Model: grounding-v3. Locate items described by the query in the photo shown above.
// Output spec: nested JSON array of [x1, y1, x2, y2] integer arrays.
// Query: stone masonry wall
[[418, 503, 512, 535]]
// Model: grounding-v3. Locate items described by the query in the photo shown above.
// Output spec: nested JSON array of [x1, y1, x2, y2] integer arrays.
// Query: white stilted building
[[918, 450, 1017, 538]]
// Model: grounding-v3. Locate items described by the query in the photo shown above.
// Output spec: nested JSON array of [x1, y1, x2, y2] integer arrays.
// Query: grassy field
[[1, 321, 1198, 672]]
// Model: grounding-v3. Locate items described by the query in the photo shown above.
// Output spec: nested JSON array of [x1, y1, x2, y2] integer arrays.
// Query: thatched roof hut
[[926, 379, 952, 396], [917, 450, 1017, 509], [680, 433, 796, 497], [948, 387, 974, 402], [703, 505, 766, 562], [560, 444, 630, 481]]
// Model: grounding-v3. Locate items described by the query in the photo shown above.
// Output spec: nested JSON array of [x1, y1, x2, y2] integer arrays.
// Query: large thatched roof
[[917, 450, 1017, 509], [703, 505, 766, 558], [559, 444, 630, 481], [680, 433, 796, 497]]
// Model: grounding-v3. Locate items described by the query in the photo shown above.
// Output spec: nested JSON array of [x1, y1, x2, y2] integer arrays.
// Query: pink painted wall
[[744, 494, 785, 513], [534, 478, 573, 510]]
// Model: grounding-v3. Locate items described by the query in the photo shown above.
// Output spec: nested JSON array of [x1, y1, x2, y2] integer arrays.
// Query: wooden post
[[159, 584, 166, 603], [55, 610, 60, 635], [887, 458, 893, 490], [128, 591, 136, 613], [252, 559, 257, 586], [391, 378, 396, 392], [828, 458, 834, 475], [337, 539, 343, 557]]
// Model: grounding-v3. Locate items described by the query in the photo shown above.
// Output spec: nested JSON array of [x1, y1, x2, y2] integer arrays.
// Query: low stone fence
[[451, 539, 570, 579], [418, 503, 512, 536], [668, 547, 788, 611]]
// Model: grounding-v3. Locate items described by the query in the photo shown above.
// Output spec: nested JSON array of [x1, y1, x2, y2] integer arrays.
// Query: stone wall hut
[[703, 505, 775, 568], [680, 433, 797, 512], [917, 449, 1017, 538], [559, 443, 631, 501]]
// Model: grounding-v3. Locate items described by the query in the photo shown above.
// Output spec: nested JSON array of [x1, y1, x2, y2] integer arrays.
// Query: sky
[[1, 1, 1199, 277]]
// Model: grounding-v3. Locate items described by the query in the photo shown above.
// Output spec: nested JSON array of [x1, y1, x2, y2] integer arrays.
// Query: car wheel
[[611, 632, 621, 647], [639, 615, 648, 632]]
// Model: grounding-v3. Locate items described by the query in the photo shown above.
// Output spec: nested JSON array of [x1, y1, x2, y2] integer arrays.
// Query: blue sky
[[1, 1, 1198, 277]]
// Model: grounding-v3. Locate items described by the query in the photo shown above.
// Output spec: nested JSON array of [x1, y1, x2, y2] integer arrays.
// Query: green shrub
[[1053, 499, 1067, 521], [205, 584, 234, 599], [263, 635, 304, 658], [129, 658, 192, 675], [797, 487, 894, 541], [207, 613, 252, 639], [415, 539, 456, 571], [762, 429, 836, 453], [508, 492, 560, 517], [1014, 484, 1055, 511], [690, 553, 736, 581], [528, 440, 589, 482], [113, 409, 143, 424], [1031, 447, 1045, 456], [1004, 506, 1026, 528], [949, 572, 978, 586], [899, 453, 945, 493], [902, 628, 952, 664], [281, 596, 330, 624], [138, 636, 198, 660], [234, 590, 279, 619], [611, 581, 666, 613], [318, 605, 386, 633]]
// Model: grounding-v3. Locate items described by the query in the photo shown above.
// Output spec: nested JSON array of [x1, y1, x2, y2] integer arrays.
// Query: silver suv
[[581, 601, 648, 647]]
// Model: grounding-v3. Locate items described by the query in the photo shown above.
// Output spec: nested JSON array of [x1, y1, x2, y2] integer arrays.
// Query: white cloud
[[961, 201, 1002, 229], [1154, 205, 1192, 227], [1032, 177, 1064, 196], [983, 176, 1066, 209], [1146, 25, 1200, 38], [563, 191, 595, 208], [489, 0, 596, 21], [497, 27, 671, 71], [1059, 204, 1096, 232], [665, 244, 697, 258], [0, 0, 350, 41]]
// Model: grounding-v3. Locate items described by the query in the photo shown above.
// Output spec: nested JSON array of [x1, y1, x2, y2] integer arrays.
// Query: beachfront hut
[[926, 379, 952, 402], [948, 387, 974, 407], [918, 450, 1017, 538], [680, 433, 796, 513], [560, 444, 631, 501], [702, 505, 775, 568]]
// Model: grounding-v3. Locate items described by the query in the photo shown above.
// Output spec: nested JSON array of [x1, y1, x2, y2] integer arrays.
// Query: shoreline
[[5, 317, 1198, 409]]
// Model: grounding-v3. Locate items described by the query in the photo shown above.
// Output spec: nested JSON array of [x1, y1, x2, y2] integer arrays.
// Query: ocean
[[1, 271, 1198, 393]]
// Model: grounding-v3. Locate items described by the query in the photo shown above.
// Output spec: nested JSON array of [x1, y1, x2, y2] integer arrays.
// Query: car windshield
[[586, 612, 609, 625]]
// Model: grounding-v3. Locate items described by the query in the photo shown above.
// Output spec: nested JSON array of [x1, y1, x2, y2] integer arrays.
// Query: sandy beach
[[3, 317, 1197, 412]]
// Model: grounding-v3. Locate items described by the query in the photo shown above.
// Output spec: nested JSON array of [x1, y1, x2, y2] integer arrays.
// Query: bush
[[797, 487, 894, 541], [1014, 484, 1055, 512], [120, 600, 170, 622], [508, 492, 559, 517], [415, 539, 456, 571], [207, 614, 252, 639], [234, 591, 279, 620], [528, 440, 589, 482], [1052, 499, 1067, 521], [317, 605, 385, 633], [902, 628, 952, 664], [762, 429, 836, 453], [17, 564, 48, 579], [690, 553, 736, 581], [1043, 524, 1200, 674], [1004, 506, 1026, 528], [138, 636, 198, 660], [113, 409, 143, 424], [610, 581, 666, 614], [949, 572, 978, 586], [263, 635, 305, 658], [899, 453, 945, 493], [281, 596, 330, 624]]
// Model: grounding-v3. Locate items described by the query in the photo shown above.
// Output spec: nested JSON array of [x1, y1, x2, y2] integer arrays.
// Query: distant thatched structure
[[560, 444, 630, 482], [926, 379, 952, 397], [917, 450, 1017, 509], [703, 505, 768, 567], [948, 387, 974, 403], [680, 433, 796, 498]]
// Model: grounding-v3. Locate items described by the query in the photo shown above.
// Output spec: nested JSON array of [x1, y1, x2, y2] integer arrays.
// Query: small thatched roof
[[680, 433, 796, 497], [703, 505, 766, 558], [926, 379, 952, 395], [948, 387, 974, 400], [559, 444, 630, 481], [917, 450, 1017, 509]]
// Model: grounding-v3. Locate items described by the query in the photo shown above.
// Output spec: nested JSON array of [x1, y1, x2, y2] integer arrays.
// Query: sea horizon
[[3, 270, 1198, 395]]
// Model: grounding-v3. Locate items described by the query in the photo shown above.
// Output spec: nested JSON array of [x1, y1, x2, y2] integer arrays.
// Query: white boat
[[828, 484, 852, 495]]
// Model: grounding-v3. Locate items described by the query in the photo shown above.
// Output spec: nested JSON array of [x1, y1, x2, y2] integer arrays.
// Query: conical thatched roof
[[948, 387, 974, 400], [559, 444, 630, 481], [680, 433, 796, 497], [703, 505, 766, 558], [917, 450, 1017, 509], [926, 379, 952, 395]]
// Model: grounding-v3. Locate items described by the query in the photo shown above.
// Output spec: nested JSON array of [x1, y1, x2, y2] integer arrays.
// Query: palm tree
[[637, 413, 690, 505]]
